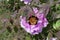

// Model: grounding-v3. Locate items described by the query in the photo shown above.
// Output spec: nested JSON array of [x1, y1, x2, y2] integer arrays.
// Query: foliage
[[0, 0, 60, 40]]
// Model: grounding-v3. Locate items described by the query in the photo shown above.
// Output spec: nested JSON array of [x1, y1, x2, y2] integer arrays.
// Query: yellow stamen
[[29, 16, 38, 25]]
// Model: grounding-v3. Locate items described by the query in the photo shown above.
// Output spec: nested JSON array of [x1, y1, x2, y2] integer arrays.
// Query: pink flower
[[20, 0, 32, 4], [20, 7, 49, 35]]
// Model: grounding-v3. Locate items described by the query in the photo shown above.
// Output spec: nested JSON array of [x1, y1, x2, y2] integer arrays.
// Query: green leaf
[[25, 35, 31, 40], [53, 20, 60, 30], [56, 4, 60, 10], [46, 32, 52, 40]]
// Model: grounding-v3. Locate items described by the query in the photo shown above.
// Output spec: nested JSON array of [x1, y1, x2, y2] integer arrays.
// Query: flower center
[[28, 16, 38, 25]]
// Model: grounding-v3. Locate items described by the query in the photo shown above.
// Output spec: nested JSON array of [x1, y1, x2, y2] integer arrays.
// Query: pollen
[[28, 16, 38, 25]]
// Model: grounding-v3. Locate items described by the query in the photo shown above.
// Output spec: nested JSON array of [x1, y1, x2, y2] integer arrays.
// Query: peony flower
[[20, 6, 48, 35], [20, 0, 32, 4]]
